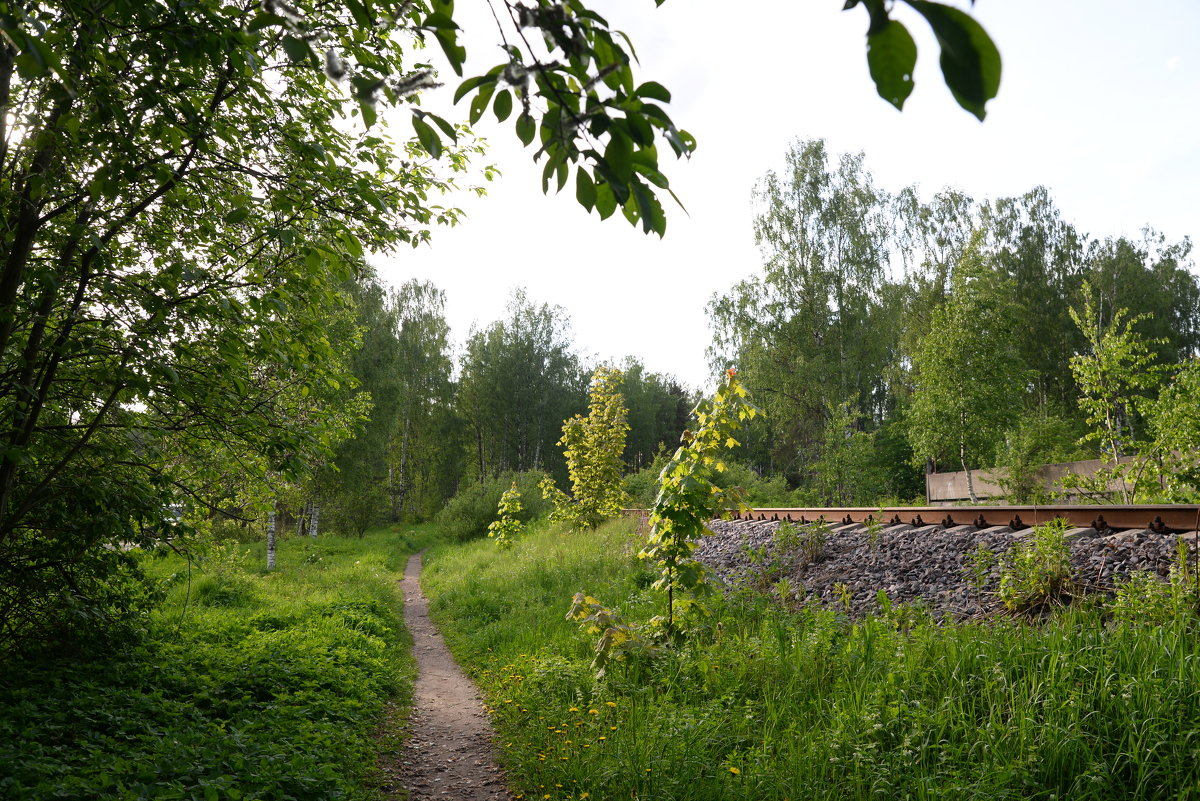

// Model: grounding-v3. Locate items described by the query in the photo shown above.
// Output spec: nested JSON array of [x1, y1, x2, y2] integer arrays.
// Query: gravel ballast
[[696, 518, 1200, 620]]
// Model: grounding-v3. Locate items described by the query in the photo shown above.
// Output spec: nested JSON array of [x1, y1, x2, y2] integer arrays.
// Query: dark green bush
[[435, 470, 551, 541]]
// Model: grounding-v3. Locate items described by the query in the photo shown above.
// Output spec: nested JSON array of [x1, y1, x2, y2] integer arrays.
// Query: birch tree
[[907, 235, 1023, 502]]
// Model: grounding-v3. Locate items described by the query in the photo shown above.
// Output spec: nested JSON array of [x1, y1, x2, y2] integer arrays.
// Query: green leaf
[[435, 30, 466, 76], [603, 131, 634, 184], [626, 113, 654, 147], [453, 75, 492, 104], [223, 207, 251, 225], [515, 112, 536, 146], [359, 100, 377, 129], [338, 230, 364, 259], [469, 85, 495, 125], [344, 0, 373, 28], [575, 168, 596, 211], [867, 20, 917, 109], [424, 112, 459, 142], [412, 115, 442, 157], [247, 12, 288, 32], [281, 35, 312, 65], [631, 179, 665, 236], [634, 81, 671, 103], [909, 1, 1001, 120], [595, 183, 617, 220], [493, 90, 513, 122], [6, 26, 64, 80], [422, 11, 459, 30]]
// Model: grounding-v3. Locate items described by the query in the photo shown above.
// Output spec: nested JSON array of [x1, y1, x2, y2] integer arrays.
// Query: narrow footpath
[[382, 553, 511, 800]]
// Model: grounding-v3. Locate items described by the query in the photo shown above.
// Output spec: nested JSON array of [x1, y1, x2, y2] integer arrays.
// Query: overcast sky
[[375, 0, 1200, 390]]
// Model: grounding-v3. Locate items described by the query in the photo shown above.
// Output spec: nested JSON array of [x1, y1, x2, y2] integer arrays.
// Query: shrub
[[1110, 538, 1200, 626], [435, 471, 551, 541]]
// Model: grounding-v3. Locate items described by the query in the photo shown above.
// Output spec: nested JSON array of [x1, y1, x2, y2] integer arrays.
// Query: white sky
[[376, 0, 1200, 390]]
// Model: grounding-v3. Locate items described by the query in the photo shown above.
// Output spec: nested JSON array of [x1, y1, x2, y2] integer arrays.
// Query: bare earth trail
[[379, 552, 511, 801]]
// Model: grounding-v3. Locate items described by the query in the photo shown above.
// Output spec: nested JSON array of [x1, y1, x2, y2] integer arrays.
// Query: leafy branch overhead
[[849, 0, 1002, 119], [437, 0, 1001, 237]]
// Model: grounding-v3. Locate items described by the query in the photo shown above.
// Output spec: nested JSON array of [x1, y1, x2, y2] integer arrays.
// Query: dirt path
[[381, 552, 510, 801]]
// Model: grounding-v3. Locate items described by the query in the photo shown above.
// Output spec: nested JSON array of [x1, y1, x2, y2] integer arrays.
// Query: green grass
[[0, 523, 443, 801], [423, 519, 1200, 801]]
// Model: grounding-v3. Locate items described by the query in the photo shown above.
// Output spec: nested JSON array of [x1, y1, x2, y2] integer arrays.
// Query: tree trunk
[[308, 500, 320, 538], [266, 508, 276, 570], [960, 436, 979, 504], [476, 425, 485, 482], [396, 414, 411, 521]]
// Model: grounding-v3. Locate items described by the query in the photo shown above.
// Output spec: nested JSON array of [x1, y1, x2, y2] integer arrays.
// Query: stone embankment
[[696, 518, 1200, 620]]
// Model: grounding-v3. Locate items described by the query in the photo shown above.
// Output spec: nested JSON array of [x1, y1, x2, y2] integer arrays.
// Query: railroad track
[[726, 505, 1200, 534]]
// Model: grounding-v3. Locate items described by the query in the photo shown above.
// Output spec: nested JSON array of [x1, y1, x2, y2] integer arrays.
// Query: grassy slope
[[424, 519, 1200, 801], [0, 525, 441, 801]]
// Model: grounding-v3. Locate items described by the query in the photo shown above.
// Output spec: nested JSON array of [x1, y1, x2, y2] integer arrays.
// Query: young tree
[[1067, 283, 1167, 503], [486, 483, 524, 549], [541, 367, 630, 529], [640, 370, 759, 638]]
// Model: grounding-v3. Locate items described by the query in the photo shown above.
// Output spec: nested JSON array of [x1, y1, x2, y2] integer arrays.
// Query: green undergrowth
[[0, 524, 443, 801], [423, 519, 1200, 801]]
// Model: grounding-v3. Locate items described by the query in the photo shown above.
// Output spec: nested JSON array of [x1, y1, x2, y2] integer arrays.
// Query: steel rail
[[725, 505, 1200, 534]]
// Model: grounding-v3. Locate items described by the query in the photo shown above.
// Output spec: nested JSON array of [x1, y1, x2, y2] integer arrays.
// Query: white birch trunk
[[308, 502, 319, 538], [266, 509, 277, 570]]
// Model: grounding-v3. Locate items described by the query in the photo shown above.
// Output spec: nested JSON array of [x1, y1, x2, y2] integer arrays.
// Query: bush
[[998, 518, 1074, 613], [435, 471, 551, 541]]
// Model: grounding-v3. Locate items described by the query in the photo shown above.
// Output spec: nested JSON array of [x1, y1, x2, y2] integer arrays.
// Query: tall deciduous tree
[[708, 139, 894, 475], [458, 290, 584, 482], [387, 280, 457, 521], [907, 234, 1023, 503]]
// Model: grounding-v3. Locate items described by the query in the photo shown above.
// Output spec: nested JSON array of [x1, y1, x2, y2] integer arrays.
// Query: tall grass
[[0, 525, 439, 801], [424, 519, 1200, 801]]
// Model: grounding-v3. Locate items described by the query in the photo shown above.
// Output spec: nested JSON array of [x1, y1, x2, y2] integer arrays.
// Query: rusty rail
[[722, 505, 1200, 534]]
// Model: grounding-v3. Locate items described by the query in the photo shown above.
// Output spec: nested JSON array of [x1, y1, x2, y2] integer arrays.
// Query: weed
[[965, 543, 998, 593], [865, 509, 886, 552], [833, 581, 853, 611], [800, 518, 830, 565], [1111, 537, 1200, 626], [998, 518, 1074, 614]]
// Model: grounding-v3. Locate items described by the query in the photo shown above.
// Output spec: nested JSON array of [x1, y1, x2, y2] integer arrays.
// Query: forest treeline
[[708, 139, 1200, 505], [310, 138, 1200, 535], [292, 283, 694, 541]]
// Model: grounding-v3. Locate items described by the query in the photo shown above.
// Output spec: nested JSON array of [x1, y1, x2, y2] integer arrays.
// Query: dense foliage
[[0, 530, 425, 799]]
